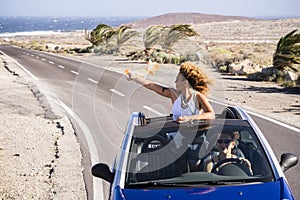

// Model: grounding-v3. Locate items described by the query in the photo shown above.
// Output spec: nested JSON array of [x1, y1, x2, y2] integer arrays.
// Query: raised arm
[[126, 72, 177, 102]]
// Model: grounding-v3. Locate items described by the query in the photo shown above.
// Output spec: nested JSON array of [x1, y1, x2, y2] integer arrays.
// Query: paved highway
[[1, 45, 299, 199]]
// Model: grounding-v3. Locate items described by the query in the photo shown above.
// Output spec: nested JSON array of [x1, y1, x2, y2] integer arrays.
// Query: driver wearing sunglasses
[[204, 131, 252, 173]]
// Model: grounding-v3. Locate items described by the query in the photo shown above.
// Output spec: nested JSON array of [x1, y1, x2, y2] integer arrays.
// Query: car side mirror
[[280, 153, 298, 172], [91, 163, 114, 183]]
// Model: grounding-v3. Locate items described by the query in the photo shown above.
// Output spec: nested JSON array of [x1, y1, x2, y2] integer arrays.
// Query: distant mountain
[[129, 13, 260, 28]]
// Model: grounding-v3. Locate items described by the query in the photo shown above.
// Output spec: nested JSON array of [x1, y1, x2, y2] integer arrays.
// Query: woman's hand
[[177, 115, 193, 122], [126, 71, 134, 81], [177, 116, 186, 122], [125, 70, 144, 85]]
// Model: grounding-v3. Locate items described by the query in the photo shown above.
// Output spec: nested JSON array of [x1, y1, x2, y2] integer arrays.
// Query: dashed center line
[[58, 65, 65, 69], [49, 61, 54, 64], [41, 58, 46, 61], [143, 106, 165, 116], [110, 89, 125, 97], [88, 78, 98, 84], [71, 70, 79, 75]]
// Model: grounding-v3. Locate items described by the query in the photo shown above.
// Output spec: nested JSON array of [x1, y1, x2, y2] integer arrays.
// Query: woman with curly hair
[[127, 62, 215, 121]]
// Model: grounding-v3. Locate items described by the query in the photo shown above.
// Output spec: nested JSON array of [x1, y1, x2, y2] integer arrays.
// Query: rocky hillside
[[129, 12, 260, 28]]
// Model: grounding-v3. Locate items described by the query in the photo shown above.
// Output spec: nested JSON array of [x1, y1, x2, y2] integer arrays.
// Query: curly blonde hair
[[179, 62, 212, 96]]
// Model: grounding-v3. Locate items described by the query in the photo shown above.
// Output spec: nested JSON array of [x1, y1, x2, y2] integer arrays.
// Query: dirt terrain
[[0, 56, 87, 199]]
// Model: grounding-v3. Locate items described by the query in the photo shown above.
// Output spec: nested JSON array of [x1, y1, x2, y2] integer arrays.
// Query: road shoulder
[[0, 54, 87, 199]]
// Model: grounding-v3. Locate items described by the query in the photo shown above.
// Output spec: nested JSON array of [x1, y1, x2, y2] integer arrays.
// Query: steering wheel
[[211, 158, 252, 176]]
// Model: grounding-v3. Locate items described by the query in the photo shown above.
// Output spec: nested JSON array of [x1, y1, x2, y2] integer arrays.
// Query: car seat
[[135, 134, 186, 182]]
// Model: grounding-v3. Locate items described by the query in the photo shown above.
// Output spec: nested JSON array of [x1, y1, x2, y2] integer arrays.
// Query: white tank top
[[172, 91, 201, 121]]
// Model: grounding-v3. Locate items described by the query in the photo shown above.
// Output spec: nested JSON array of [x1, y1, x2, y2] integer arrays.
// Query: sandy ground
[[0, 17, 300, 199]]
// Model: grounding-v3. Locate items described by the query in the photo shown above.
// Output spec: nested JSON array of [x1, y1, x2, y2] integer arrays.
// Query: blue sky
[[1, 0, 299, 18]]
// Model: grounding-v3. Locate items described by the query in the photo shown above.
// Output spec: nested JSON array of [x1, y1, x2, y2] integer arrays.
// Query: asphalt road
[[1, 45, 299, 199]]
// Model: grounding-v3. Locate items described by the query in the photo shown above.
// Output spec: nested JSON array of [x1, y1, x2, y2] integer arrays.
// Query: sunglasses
[[217, 139, 233, 144]]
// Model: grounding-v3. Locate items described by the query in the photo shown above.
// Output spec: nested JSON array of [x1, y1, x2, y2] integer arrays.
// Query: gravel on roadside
[[0, 54, 87, 199]]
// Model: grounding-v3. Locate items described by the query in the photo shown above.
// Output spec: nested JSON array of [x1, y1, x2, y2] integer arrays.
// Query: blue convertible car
[[92, 106, 298, 200]]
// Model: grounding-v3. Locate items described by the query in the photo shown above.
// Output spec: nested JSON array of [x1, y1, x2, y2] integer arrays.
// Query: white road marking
[[12, 47, 299, 134], [246, 109, 300, 133], [110, 89, 125, 97], [142, 106, 165, 116], [71, 70, 79, 75], [0, 50, 39, 81], [88, 78, 98, 84], [58, 65, 65, 69], [36, 56, 39, 59], [58, 99, 103, 200], [48, 61, 54, 64], [209, 99, 300, 133]]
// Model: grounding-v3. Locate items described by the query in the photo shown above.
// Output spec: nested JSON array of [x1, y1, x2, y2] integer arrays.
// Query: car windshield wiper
[[203, 180, 246, 185], [201, 178, 267, 185], [127, 181, 191, 188], [128, 180, 246, 188], [127, 177, 264, 188]]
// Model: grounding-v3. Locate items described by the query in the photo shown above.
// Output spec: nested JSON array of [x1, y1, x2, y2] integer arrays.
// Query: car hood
[[120, 181, 282, 200]]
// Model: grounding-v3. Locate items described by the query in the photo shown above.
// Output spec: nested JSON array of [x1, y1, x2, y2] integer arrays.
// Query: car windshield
[[125, 119, 273, 187]]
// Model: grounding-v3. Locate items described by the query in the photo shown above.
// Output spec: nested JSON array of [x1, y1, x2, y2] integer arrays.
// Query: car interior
[[125, 108, 273, 185]]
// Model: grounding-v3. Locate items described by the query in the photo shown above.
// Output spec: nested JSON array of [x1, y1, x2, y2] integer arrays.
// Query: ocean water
[[0, 16, 143, 37], [1, 15, 297, 38]]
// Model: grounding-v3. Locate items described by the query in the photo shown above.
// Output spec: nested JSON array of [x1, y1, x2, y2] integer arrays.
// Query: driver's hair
[[220, 130, 235, 139]]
